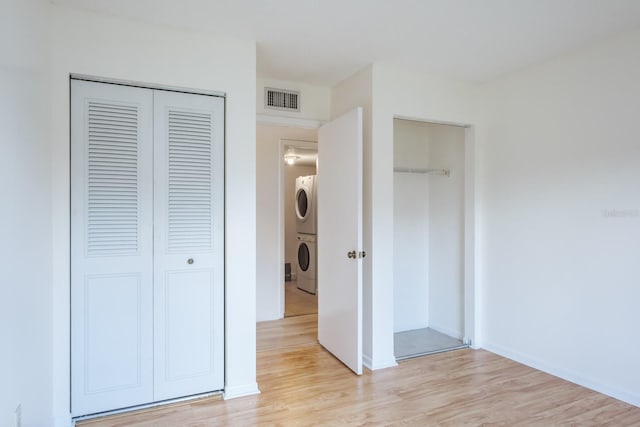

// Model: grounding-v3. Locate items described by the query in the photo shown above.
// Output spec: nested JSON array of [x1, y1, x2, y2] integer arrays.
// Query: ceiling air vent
[[265, 87, 300, 112]]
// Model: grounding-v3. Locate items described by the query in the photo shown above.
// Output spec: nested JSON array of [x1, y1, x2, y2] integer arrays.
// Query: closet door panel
[[164, 270, 214, 378], [153, 90, 225, 400], [71, 80, 154, 416]]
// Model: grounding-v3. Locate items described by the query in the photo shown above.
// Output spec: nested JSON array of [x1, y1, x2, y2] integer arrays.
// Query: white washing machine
[[295, 175, 317, 235], [296, 233, 317, 294]]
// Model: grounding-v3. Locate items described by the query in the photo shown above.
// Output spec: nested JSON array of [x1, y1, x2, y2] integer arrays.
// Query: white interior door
[[71, 80, 154, 415], [317, 107, 363, 375], [153, 90, 225, 400]]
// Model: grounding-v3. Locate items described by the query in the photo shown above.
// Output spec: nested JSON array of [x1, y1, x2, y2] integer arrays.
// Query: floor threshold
[[74, 391, 222, 425], [395, 344, 470, 362]]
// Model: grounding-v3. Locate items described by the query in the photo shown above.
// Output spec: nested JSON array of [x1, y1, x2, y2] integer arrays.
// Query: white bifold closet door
[[152, 90, 224, 401], [71, 79, 224, 417]]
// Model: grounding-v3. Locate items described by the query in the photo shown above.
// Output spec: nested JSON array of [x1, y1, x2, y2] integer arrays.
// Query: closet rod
[[393, 167, 450, 177]]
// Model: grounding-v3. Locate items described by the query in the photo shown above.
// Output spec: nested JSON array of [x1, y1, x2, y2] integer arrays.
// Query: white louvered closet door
[[72, 80, 225, 417], [153, 91, 224, 400], [71, 80, 154, 416]]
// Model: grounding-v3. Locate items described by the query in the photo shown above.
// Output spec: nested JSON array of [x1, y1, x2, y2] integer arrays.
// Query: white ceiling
[[53, 0, 640, 85]]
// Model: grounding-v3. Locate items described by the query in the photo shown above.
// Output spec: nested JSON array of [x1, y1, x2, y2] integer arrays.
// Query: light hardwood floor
[[257, 313, 318, 352], [80, 314, 640, 426], [284, 280, 317, 317]]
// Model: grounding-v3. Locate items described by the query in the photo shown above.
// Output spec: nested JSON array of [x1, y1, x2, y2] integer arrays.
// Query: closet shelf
[[393, 167, 450, 177]]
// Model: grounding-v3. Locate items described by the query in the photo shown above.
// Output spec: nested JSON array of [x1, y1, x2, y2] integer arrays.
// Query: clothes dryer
[[295, 175, 317, 235], [296, 233, 317, 294]]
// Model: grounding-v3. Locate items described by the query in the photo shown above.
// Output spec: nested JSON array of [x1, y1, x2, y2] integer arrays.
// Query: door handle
[[347, 251, 357, 259], [187, 258, 194, 265]]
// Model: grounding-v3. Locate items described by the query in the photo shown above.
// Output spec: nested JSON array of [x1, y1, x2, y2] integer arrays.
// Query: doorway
[[256, 109, 364, 375], [393, 118, 469, 360], [255, 123, 318, 323], [282, 140, 318, 317]]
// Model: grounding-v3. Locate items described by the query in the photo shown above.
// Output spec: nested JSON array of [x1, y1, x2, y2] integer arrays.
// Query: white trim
[[70, 74, 225, 98], [464, 126, 479, 348], [393, 114, 470, 129], [363, 354, 398, 371], [483, 342, 640, 408], [257, 113, 324, 129], [222, 383, 261, 400], [363, 354, 373, 370], [428, 323, 464, 341]]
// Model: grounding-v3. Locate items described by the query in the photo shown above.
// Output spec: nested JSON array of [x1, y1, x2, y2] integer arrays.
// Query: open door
[[317, 107, 363, 375]]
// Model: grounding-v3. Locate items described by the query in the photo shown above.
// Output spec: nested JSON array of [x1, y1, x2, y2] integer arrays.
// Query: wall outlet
[[15, 404, 22, 427]]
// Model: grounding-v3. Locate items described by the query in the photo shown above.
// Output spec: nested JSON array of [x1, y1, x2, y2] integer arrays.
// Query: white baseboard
[[484, 342, 640, 408], [363, 354, 373, 369], [54, 415, 73, 427], [428, 323, 464, 340], [363, 354, 398, 371], [223, 382, 261, 400]]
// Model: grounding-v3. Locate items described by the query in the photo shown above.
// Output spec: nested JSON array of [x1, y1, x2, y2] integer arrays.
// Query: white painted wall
[[257, 78, 330, 121], [50, 6, 257, 424], [0, 1, 52, 425], [393, 120, 430, 332], [392, 120, 465, 337], [479, 29, 640, 406], [256, 124, 317, 321], [426, 123, 465, 339]]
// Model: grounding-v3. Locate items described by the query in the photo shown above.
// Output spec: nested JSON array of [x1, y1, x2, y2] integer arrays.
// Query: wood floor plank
[[79, 314, 640, 426], [257, 313, 318, 352], [284, 281, 317, 317]]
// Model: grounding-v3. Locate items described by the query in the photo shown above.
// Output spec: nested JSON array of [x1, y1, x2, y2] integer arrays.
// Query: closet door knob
[[347, 251, 357, 259], [187, 258, 194, 265]]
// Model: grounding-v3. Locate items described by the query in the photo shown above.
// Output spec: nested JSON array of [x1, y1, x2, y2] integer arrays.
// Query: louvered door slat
[[165, 110, 214, 251], [86, 100, 141, 256]]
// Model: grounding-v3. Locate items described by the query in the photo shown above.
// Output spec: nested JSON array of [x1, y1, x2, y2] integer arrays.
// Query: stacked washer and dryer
[[295, 175, 317, 294]]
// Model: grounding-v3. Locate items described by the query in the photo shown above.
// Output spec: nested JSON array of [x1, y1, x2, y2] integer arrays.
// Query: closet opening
[[393, 118, 471, 360]]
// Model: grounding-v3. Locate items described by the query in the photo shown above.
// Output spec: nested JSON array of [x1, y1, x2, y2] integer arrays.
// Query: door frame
[[393, 115, 477, 347], [277, 138, 318, 317]]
